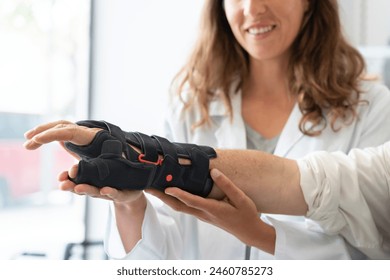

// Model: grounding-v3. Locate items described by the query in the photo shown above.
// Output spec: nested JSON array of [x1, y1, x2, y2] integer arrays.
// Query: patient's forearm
[[208, 149, 308, 215], [134, 143, 307, 215]]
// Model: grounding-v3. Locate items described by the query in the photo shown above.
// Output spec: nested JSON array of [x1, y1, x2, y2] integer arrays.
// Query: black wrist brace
[[64, 120, 217, 197]]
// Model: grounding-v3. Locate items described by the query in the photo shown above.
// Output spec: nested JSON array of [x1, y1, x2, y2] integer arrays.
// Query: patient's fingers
[[73, 184, 102, 197], [24, 120, 74, 139], [24, 122, 101, 150], [58, 170, 70, 182], [59, 179, 77, 192]]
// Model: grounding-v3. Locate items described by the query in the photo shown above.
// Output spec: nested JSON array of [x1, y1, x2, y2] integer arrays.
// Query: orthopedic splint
[[64, 120, 216, 197]]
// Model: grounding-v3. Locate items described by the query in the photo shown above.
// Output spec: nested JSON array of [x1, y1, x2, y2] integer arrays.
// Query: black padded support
[[71, 140, 156, 190], [66, 120, 217, 197], [64, 130, 116, 160]]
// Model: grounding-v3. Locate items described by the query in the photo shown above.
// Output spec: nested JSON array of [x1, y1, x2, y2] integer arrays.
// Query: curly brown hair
[[172, 0, 366, 136]]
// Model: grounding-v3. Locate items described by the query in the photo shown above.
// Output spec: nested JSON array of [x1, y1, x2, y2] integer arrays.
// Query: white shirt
[[105, 80, 390, 259], [298, 141, 390, 259]]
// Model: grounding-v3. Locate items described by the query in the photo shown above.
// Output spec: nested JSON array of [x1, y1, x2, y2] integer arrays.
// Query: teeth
[[248, 25, 274, 35]]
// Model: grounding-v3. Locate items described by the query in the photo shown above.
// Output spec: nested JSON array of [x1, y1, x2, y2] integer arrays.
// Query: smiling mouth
[[247, 25, 276, 36]]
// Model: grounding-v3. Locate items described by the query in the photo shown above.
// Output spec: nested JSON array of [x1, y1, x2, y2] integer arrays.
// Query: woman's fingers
[[73, 184, 103, 197], [68, 164, 79, 179], [158, 169, 251, 215], [209, 169, 247, 207], [164, 187, 214, 212], [58, 170, 70, 182], [146, 189, 186, 209], [58, 178, 77, 192], [146, 188, 206, 217]]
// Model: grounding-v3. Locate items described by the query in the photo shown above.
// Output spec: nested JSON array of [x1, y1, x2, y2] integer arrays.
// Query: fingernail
[[164, 188, 175, 196], [210, 169, 221, 178], [23, 140, 32, 149], [24, 129, 34, 139]]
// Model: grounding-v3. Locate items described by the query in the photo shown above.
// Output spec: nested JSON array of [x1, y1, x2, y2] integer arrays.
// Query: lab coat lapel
[[211, 91, 247, 149], [274, 103, 305, 157], [209, 89, 305, 152]]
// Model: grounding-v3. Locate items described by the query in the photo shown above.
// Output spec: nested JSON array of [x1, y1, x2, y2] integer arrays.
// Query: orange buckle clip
[[138, 154, 163, 166]]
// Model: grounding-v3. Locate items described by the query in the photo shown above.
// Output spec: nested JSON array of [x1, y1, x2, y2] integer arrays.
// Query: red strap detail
[[138, 154, 163, 166]]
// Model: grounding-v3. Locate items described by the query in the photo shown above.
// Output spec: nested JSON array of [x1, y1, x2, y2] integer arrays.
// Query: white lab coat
[[297, 142, 390, 259], [105, 80, 390, 259]]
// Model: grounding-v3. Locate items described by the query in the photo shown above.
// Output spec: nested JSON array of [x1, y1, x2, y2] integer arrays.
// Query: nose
[[243, 0, 267, 18]]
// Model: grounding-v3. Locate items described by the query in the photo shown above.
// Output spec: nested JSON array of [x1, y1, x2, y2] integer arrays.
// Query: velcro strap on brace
[[66, 120, 217, 197], [71, 140, 156, 189]]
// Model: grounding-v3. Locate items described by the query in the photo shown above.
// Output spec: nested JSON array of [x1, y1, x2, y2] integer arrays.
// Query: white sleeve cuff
[[105, 196, 182, 259], [296, 151, 383, 252], [296, 152, 346, 234]]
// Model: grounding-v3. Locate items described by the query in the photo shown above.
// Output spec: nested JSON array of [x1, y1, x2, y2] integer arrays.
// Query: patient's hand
[[23, 120, 102, 159]]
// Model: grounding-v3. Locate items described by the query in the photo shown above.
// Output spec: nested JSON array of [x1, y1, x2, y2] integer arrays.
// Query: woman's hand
[[60, 163, 145, 252], [23, 120, 102, 159], [147, 168, 276, 254]]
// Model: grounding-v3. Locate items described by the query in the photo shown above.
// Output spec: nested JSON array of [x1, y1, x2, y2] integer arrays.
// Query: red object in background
[[0, 112, 75, 207], [0, 140, 75, 206], [0, 141, 41, 198]]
